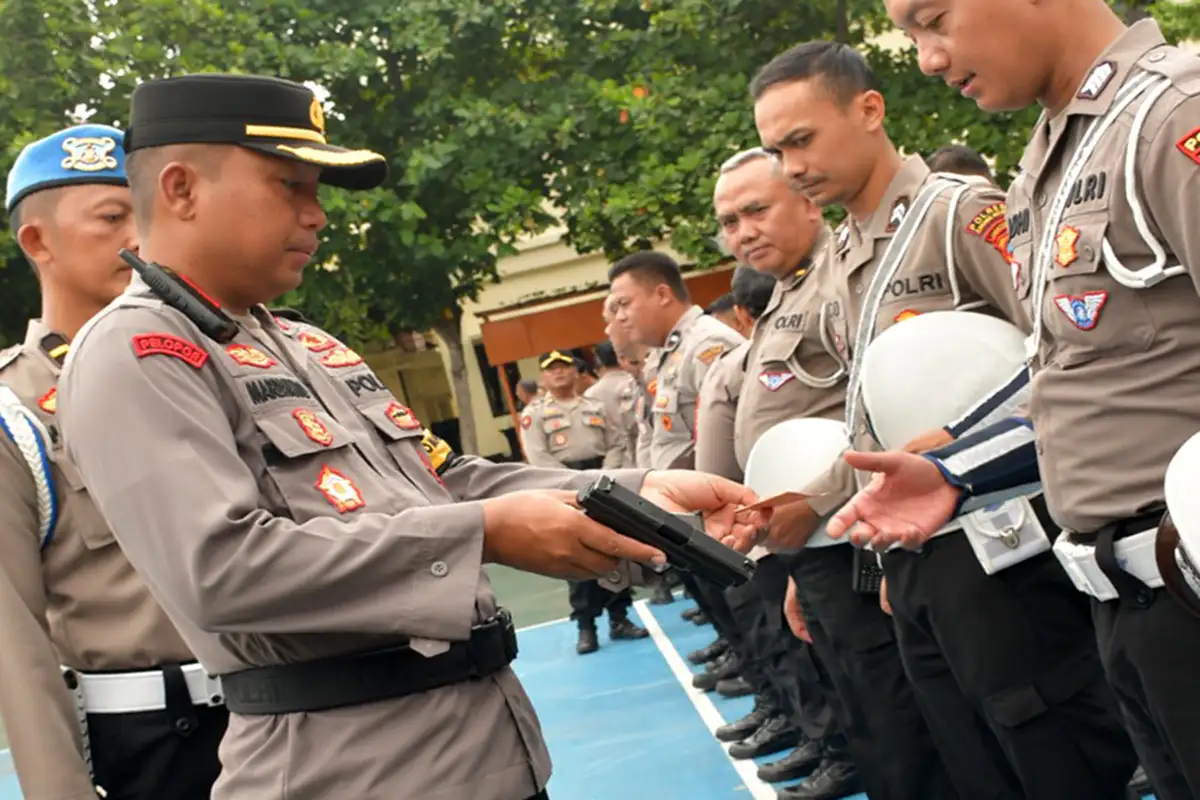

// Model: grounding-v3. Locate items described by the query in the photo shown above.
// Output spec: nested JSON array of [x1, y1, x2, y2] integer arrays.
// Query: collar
[[855, 155, 930, 241], [663, 305, 704, 352], [23, 319, 70, 373], [782, 224, 832, 289]]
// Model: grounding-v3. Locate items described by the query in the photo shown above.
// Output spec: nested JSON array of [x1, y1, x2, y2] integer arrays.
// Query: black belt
[[1075, 508, 1166, 606], [220, 609, 518, 715], [564, 457, 603, 470]]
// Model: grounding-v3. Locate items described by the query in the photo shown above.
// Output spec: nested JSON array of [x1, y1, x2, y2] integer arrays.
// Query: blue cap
[[5, 124, 129, 213]]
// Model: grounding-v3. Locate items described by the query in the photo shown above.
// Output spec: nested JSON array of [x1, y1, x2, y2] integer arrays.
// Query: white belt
[[1052, 527, 1163, 602], [67, 663, 225, 714]]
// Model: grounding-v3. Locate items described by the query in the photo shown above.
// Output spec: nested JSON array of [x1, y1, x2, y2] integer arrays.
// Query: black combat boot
[[609, 614, 649, 641], [576, 622, 599, 655]]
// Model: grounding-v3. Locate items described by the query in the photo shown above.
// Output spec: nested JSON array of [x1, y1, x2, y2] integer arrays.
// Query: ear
[[16, 221, 53, 270], [655, 282, 673, 306], [158, 161, 202, 221], [860, 89, 887, 134], [734, 305, 755, 334]]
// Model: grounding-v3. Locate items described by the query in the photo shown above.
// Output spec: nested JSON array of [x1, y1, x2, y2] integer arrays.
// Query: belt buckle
[[202, 672, 225, 707]]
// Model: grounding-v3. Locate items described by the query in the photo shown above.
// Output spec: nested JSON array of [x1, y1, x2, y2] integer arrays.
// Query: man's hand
[[879, 576, 892, 616], [763, 500, 821, 553], [825, 451, 962, 551], [784, 577, 811, 643], [481, 491, 666, 579], [902, 427, 953, 454], [640, 470, 769, 550]]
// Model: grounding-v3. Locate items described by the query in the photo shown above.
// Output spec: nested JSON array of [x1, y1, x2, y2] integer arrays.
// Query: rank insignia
[[1077, 61, 1115, 101], [1053, 291, 1108, 331], [885, 195, 910, 234], [893, 309, 921, 323], [298, 331, 336, 353], [60, 136, 119, 172], [315, 465, 364, 513], [521, 414, 532, 430], [552, 432, 568, 447], [131, 333, 209, 369], [698, 345, 725, 365], [421, 429, 454, 474], [293, 408, 333, 446], [320, 347, 364, 368], [758, 371, 795, 392], [1177, 127, 1200, 166], [225, 343, 277, 369], [384, 402, 421, 431], [661, 415, 674, 432], [38, 387, 57, 415], [1055, 226, 1080, 267], [647, 378, 657, 398]]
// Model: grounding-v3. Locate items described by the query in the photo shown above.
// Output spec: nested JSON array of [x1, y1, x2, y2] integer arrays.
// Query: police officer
[[584, 340, 639, 469], [0, 124, 227, 800], [752, 40, 1138, 799], [520, 349, 647, 653], [829, 4, 1200, 798], [54, 73, 766, 800]]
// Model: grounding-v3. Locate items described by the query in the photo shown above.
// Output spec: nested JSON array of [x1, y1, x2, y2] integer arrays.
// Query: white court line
[[516, 615, 570, 633], [634, 600, 777, 800]]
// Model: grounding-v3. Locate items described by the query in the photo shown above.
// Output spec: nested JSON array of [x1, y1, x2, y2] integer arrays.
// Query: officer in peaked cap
[[55, 73, 766, 800], [0, 123, 227, 800]]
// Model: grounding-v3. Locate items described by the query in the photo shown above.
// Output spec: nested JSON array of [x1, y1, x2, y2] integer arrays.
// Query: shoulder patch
[[421, 429, 455, 475], [521, 413, 533, 430], [1176, 127, 1200, 166], [967, 202, 1014, 265], [697, 344, 725, 365], [966, 202, 1006, 236], [131, 333, 209, 369], [37, 388, 57, 415]]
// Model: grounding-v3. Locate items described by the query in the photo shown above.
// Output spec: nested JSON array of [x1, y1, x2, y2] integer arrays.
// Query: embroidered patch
[[1077, 61, 1115, 101], [1055, 226, 1080, 268], [384, 402, 421, 431], [273, 316, 293, 334], [521, 414, 532, 430], [1176, 127, 1200, 166], [225, 343, 276, 369], [698, 345, 725, 365], [320, 347, 364, 368], [661, 415, 674, 432], [298, 330, 336, 353], [647, 378, 658, 398], [966, 202, 1006, 236], [967, 203, 1014, 265], [655, 393, 669, 409], [585, 415, 605, 427], [293, 408, 333, 446], [1053, 291, 1108, 330], [421, 430, 454, 474], [758, 371, 796, 392], [885, 195, 910, 234], [131, 333, 209, 369], [893, 310, 921, 323], [552, 431, 568, 447], [38, 387, 57, 415], [315, 465, 364, 513], [61, 136, 118, 172]]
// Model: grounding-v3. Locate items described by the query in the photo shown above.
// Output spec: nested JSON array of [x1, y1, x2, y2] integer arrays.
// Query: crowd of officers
[[1, 1, 1199, 799]]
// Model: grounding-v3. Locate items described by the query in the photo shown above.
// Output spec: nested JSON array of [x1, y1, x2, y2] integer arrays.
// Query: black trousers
[[791, 544, 958, 800], [568, 579, 633, 624], [1093, 586, 1200, 800], [726, 570, 782, 706], [884, 533, 1137, 800], [88, 667, 227, 800]]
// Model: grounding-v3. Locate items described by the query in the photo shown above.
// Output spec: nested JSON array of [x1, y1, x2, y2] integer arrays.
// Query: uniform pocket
[[253, 405, 367, 519]]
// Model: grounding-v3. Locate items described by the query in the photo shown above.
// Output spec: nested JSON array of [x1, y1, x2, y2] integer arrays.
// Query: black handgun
[[119, 249, 239, 343], [577, 475, 756, 589]]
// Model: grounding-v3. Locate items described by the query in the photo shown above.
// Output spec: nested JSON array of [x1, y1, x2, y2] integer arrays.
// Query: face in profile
[[884, 0, 1045, 113], [714, 157, 824, 277], [609, 272, 669, 347], [19, 184, 137, 307]]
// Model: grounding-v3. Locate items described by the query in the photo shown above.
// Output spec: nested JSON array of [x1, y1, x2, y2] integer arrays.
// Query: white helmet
[[859, 311, 1027, 449], [744, 417, 849, 549], [1158, 431, 1200, 616]]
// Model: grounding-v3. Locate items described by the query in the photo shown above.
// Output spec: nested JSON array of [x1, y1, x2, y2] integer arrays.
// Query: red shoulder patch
[[131, 333, 209, 369], [965, 202, 1006, 236], [38, 387, 57, 415], [1176, 127, 1200, 166], [320, 347, 364, 369]]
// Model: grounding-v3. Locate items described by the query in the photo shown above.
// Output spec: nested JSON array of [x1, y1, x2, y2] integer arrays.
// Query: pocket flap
[[256, 407, 356, 457], [359, 400, 426, 443]]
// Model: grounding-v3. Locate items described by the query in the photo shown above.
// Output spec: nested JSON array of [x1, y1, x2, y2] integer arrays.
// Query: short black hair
[[517, 379, 539, 394], [608, 250, 690, 302], [594, 340, 619, 369], [750, 40, 878, 104], [705, 293, 736, 316], [574, 356, 596, 378], [731, 265, 777, 320], [927, 144, 993, 180]]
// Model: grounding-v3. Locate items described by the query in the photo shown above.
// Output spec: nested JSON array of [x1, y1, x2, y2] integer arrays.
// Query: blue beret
[[5, 124, 128, 213]]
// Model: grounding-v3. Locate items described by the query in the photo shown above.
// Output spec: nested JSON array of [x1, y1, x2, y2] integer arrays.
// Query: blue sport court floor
[[0, 568, 1159, 799]]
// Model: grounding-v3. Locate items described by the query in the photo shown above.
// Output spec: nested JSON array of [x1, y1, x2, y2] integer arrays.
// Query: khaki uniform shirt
[[519, 392, 623, 469], [1012, 20, 1200, 532], [57, 276, 647, 800], [645, 306, 745, 470], [835, 156, 1032, 486], [0, 320, 195, 800], [695, 343, 748, 483], [634, 353, 658, 468], [584, 370, 639, 468]]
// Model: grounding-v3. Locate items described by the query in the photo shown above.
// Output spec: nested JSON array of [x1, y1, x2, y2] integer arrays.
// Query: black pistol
[[119, 248, 239, 343], [577, 475, 756, 589]]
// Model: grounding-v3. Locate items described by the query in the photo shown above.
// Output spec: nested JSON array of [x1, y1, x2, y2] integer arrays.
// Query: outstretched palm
[[826, 451, 962, 550]]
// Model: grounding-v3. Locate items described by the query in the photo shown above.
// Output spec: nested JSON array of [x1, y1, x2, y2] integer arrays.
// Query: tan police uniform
[[998, 20, 1200, 797], [520, 392, 623, 470], [0, 321, 227, 800], [645, 306, 744, 470], [695, 344, 747, 483], [60, 282, 649, 800], [634, 351, 659, 469], [584, 369, 639, 468], [833, 153, 1136, 798]]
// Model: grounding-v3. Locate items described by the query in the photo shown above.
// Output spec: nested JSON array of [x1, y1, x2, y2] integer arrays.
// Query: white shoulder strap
[[0, 385, 59, 549]]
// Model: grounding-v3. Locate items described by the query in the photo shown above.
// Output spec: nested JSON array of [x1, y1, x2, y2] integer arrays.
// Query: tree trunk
[[432, 305, 479, 455]]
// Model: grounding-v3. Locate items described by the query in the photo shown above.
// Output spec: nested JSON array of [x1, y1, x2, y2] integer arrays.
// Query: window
[[474, 342, 522, 418]]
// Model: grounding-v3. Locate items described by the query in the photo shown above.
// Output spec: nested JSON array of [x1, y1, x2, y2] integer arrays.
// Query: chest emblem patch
[[385, 402, 421, 431], [1055, 226, 1080, 268], [661, 415, 674, 432], [320, 347, 364, 369], [226, 343, 277, 369], [298, 331, 336, 353], [315, 465, 364, 513], [1053, 291, 1108, 331], [293, 408, 333, 447], [552, 431, 568, 447], [38, 387, 57, 415], [758, 371, 796, 392]]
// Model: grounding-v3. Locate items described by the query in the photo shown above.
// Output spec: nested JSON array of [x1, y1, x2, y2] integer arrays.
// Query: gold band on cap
[[540, 351, 573, 369], [245, 124, 327, 144], [275, 144, 385, 166]]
